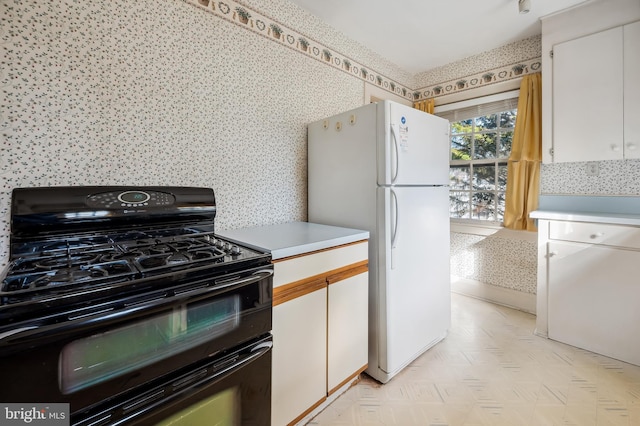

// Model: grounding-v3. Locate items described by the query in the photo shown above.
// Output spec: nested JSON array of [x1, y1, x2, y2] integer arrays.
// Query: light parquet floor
[[308, 293, 640, 426]]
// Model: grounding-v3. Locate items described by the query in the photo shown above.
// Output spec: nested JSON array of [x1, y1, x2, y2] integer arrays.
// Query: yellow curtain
[[503, 73, 542, 231], [414, 98, 435, 114]]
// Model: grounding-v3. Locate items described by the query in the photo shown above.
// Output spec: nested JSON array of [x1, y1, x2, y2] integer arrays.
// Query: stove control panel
[[210, 237, 243, 257], [86, 190, 176, 209]]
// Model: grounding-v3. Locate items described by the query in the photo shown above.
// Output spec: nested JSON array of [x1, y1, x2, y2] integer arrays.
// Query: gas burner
[[35, 253, 102, 270], [11, 236, 115, 258], [32, 268, 103, 287], [136, 252, 194, 269], [118, 236, 215, 255], [135, 248, 225, 272], [2, 261, 138, 293], [166, 253, 190, 265], [148, 244, 173, 254], [191, 250, 220, 260], [168, 240, 198, 251], [8, 247, 120, 275], [99, 251, 145, 262]]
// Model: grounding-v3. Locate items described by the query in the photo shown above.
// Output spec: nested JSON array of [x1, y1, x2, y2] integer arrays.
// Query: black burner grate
[[3, 260, 138, 292], [1, 229, 257, 306]]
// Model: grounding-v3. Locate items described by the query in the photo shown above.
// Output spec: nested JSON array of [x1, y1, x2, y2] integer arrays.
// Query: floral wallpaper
[[2, 0, 634, 297], [237, 0, 415, 88], [186, 0, 415, 99], [0, 0, 366, 267], [541, 159, 640, 195], [451, 233, 537, 294], [414, 35, 543, 90], [0, 0, 546, 267], [188, 0, 545, 103]]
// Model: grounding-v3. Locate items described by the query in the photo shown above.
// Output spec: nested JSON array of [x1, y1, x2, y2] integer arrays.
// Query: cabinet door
[[624, 21, 640, 159], [272, 289, 327, 426], [553, 27, 624, 162], [547, 241, 640, 366], [327, 272, 368, 394]]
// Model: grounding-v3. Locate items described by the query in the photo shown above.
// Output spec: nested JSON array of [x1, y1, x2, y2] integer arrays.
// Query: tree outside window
[[449, 109, 516, 223]]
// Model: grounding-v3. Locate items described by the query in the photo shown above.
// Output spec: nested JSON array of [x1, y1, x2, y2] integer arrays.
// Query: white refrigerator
[[308, 100, 451, 383]]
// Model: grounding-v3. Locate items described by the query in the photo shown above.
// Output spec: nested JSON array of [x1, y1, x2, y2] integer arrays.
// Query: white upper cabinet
[[552, 26, 624, 163], [624, 21, 640, 159], [552, 28, 623, 163], [541, 0, 640, 164]]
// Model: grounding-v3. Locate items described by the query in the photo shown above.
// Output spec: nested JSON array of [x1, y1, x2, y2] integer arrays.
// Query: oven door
[[73, 334, 272, 426], [0, 266, 272, 416]]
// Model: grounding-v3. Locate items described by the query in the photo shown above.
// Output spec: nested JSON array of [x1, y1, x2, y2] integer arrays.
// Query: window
[[436, 93, 518, 224]]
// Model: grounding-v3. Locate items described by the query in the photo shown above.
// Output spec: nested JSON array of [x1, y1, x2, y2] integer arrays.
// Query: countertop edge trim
[[271, 240, 368, 263], [530, 210, 640, 226]]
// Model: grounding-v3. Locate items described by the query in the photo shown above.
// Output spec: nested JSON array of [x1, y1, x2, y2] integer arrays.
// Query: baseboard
[[451, 276, 536, 314]]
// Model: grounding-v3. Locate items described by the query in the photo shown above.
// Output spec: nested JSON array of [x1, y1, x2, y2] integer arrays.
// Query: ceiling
[[287, 0, 590, 74]]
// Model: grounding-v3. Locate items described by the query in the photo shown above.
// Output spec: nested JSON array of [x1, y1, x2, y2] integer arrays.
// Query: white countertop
[[217, 222, 369, 260], [530, 195, 640, 226]]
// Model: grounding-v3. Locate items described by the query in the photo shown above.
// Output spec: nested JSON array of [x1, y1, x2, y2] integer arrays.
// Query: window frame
[[435, 90, 520, 227]]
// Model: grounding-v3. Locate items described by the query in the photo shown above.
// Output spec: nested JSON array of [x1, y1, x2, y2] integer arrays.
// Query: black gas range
[[0, 187, 273, 425]]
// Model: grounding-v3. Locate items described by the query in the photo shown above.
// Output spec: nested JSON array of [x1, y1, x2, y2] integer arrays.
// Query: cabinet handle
[[590, 232, 604, 239], [548, 251, 558, 258], [626, 143, 637, 151], [611, 144, 621, 152]]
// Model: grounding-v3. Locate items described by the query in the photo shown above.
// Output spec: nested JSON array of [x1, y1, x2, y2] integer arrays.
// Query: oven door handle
[[212, 340, 273, 376], [0, 269, 273, 349], [115, 338, 273, 426], [0, 326, 39, 342], [212, 269, 273, 290]]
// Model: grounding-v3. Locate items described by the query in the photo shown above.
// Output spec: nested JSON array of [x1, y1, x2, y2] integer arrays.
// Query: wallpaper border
[[185, 0, 534, 103], [184, 0, 415, 100], [413, 57, 541, 100]]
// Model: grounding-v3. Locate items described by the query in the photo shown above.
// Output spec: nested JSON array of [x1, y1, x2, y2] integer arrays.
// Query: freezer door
[[377, 101, 450, 186], [376, 185, 451, 378]]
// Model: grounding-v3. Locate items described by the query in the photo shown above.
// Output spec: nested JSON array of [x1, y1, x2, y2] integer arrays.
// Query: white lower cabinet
[[327, 272, 368, 393], [271, 241, 368, 426], [537, 219, 640, 366], [272, 289, 327, 426]]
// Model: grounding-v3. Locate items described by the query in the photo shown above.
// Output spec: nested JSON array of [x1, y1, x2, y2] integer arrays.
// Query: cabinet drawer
[[273, 241, 368, 288], [549, 221, 640, 249]]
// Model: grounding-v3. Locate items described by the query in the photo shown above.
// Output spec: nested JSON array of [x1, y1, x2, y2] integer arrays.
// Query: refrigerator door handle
[[390, 188, 399, 269], [390, 124, 399, 184]]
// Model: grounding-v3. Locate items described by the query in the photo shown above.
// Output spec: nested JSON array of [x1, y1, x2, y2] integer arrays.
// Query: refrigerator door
[[375, 185, 451, 380], [377, 101, 450, 186]]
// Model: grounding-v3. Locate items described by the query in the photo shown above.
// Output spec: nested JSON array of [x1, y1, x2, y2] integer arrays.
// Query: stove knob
[[230, 245, 242, 255], [215, 240, 225, 249], [223, 242, 232, 252]]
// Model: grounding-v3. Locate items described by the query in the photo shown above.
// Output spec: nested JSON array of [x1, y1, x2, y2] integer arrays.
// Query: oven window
[[156, 387, 240, 426], [59, 296, 240, 394]]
